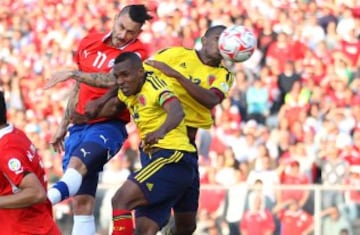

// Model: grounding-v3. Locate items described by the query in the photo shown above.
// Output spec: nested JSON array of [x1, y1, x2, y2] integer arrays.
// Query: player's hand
[[50, 126, 67, 153], [143, 130, 165, 146], [70, 111, 88, 125], [44, 71, 74, 89], [145, 60, 182, 79]]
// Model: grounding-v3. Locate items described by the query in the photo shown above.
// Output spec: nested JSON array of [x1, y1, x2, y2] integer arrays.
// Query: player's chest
[[125, 95, 157, 121], [172, 64, 220, 88], [79, 48, 121, 71]]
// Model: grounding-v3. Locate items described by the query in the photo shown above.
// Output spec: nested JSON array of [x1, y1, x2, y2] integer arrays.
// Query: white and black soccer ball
[[218, 25, 257, 63]]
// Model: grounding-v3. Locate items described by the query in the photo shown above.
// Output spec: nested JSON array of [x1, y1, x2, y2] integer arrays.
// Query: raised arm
[[45, 70, 117, 89], [71, 71, 117, 88], [145, 60, 223, 109]]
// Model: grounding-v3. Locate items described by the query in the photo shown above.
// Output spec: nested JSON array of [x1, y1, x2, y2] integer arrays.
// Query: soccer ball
[[218, 25, 257, 63]]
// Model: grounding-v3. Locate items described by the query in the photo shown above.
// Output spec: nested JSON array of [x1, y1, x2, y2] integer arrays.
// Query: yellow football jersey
[[117, 72, 195, 152], [144, 47, 234, 129]]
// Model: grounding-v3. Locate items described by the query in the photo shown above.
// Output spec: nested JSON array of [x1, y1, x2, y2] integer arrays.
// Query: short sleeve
[[0, 150, 27, 187], [210, 70, 234, 97]]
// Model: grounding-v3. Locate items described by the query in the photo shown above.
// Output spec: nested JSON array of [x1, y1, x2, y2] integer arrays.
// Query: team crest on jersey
[[8, 158, 23, 174], [108, 59, 115, 68], [208, 75, 216, 85], [138, 95, 146, 106]]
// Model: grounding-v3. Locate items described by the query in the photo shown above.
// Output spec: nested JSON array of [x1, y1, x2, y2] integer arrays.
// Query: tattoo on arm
[[64, 82, 80, 122], [72, 71, 117, 88]]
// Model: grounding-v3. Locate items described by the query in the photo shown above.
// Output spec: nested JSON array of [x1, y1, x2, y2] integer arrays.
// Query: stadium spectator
[[322, 206, 353, 235], [240, 191, 275, 235], [273, 199, 313, 235]]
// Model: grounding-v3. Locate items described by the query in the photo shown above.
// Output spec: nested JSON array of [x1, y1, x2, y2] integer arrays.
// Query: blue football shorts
[[130, 149, 199, 229], [62, 120, 127, 196]]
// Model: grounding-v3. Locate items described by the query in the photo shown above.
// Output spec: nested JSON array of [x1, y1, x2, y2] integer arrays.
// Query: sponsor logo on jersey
[[146, 182, 154, 191]]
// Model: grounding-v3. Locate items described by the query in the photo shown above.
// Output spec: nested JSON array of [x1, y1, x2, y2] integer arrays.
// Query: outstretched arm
[[145, 60, 223, 109], [45, 70, 117, 89]]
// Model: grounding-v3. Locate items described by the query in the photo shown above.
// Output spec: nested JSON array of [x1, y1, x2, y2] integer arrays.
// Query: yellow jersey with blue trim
[[144, 46, 234, 129], [117, 72, 196, 152]]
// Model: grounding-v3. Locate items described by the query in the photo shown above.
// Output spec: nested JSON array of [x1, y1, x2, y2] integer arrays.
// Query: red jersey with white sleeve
[[74, 32, 149, 123], [0, 125, 59, 235]]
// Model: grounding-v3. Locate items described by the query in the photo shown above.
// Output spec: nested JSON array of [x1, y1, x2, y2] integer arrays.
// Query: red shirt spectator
[[266, 32, 298, 72], [280, 160, 310, 203], [276, 200, 313, 235], [344, 167, 360, 203], [279, 209, 313, 235], [240, 192, 275, 235], [240, 210, 275, 235]]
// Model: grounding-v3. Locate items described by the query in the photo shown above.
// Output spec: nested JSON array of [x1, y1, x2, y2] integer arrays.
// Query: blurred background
[[1, 0, 360, 234]]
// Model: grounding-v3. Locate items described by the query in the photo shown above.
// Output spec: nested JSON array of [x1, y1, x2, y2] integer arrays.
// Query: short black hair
[[0, 91, 7, 124], [204, 25, 226, 38], [120, 4, 153, 24], [114, 52, 142, 68]]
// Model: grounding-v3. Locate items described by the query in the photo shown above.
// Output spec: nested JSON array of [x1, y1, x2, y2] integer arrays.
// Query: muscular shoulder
[[78, 32, 107, 49], [123, 39, 149, 60], [155, 46, 191, 57]]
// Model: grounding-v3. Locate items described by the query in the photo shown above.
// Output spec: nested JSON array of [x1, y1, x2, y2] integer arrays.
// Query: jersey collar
[[102, 32, 136, 50], [0, 124, 13, 139]]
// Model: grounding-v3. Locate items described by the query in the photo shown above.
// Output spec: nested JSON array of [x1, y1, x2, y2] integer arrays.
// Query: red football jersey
[[74, 32, 149, 124], [240, 210, 275, 235], [279, 209, 313, 235], [0, 125, 59, 235]]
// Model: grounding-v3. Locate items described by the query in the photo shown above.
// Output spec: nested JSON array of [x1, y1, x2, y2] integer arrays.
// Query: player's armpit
[[0, 173, 46, 208]]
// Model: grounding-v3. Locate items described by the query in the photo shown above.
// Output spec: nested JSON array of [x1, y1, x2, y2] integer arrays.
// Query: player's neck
[[135, 75, 146, 94], [196, 50, 220, 67]]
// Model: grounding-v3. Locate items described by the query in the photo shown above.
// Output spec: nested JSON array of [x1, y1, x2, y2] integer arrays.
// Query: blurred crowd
[[1, 0, 360, 234]]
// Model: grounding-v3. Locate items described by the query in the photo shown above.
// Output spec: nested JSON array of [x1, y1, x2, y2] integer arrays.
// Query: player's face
[[113, 60, 144, 96], [112, 13, 142, 48], [202, 29, 224, 60]]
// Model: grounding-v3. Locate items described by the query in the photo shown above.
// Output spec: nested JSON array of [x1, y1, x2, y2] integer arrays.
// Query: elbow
[[205, 95, 222, 109], [205, 99, 220, 109], [205, 102, 217, 109], [177, 109, 185, 123], [31, 188, 47, 204]]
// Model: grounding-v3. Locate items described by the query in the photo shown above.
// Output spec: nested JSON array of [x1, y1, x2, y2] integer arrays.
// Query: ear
[[138, 66, 145, 76], [201, 36, 206, 45], [114, 13, 120, 23]]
